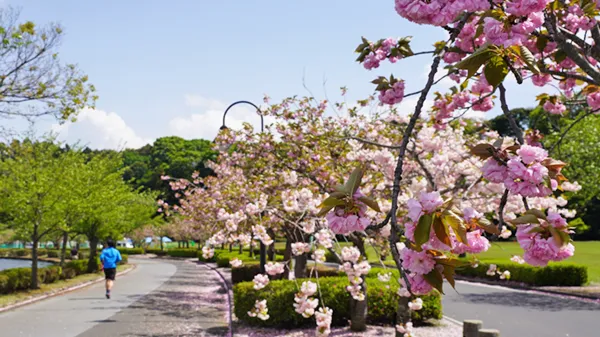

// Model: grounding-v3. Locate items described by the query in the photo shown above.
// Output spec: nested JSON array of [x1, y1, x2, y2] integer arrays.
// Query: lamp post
[[219, 100, 267, 274]]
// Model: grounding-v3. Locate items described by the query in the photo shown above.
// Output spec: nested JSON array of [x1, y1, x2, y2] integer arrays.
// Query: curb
[[0, 264, 136, 314], [455, 276, 600, 302]]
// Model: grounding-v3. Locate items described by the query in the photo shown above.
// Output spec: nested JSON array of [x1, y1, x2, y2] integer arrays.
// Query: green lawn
[[471, 241, 600, 285]]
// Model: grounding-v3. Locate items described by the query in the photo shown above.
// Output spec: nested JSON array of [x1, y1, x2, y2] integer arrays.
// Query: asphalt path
[[443, 280, 600, 337], [0, 258, 229, 337]]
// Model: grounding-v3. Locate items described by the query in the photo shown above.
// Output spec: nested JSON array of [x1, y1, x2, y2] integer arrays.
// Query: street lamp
[[219, 100, 267, 273]]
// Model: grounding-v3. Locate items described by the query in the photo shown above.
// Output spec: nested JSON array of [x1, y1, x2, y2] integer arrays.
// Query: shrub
[[145, 248, 167, 256], [233, 277, 442, 328], [166, 249, 199, 258], [118, 248, 144, 255], [0, 274, 8, 293], [0, 268, 32, 293], [231, 263, 344, 284], [78, 252, 88, 260], [64, 259, 91, 276], [15, 250, 28, 257], [41, 265, 62, 284], [47, 250, 60, 258], [37, 249, 48, 256], [120, 254, 129, 264], [455, 262, 588, 286]]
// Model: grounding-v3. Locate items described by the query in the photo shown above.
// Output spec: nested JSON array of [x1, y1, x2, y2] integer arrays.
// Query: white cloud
[[51, 108, 151, 150]]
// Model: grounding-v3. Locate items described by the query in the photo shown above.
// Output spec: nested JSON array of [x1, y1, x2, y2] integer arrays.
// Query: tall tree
[[0, 8, 96, 121], [0, 138, 84, 288]]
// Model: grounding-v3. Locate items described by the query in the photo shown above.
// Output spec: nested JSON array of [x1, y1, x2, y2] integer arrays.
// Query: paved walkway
[[443, 280, 600, 337], [0, 258, 229, 337]]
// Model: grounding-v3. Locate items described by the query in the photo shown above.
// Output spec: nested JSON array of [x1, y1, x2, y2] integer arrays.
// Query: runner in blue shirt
[[100, 239, 122, 299]]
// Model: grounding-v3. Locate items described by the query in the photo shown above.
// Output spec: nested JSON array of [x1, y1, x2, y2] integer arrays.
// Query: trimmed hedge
[[455, 262, 588, 286], [118, 248, 144, 255], [166, 249, 199, 258], [145, 248, 168, 256], [47, 250, 60, 258], [233, 277, 442, 328], [231, 263, 342, 284], [120, 254, 129, 264]]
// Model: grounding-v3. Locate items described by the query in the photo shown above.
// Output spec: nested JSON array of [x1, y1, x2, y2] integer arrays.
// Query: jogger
[[100, 239, 122, 299]]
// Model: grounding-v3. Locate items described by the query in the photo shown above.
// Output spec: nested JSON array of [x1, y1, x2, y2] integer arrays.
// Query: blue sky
[[6, 0, 546, 149]]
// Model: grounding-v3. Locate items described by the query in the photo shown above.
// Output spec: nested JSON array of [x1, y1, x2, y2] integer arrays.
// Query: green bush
[[145, 248, 167, 256], [231, 263, 341, 284], [64, 259, 91, 276], [233, 276, 442, 328], [120, 254, 129, 264], [78, 252, 88, 260], [40, 265, 62, 284], [47, 250, 60, 258], [166, 249, 199, 258], [15, 250, 28, 257], [0, 268, 33, 293], [455, 262, 588, 286], [118, 248, 144, 255], [37, 249, 48, 256]]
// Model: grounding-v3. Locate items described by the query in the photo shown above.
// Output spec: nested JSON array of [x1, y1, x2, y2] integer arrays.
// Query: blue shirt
[[100, 247, 122, 269]]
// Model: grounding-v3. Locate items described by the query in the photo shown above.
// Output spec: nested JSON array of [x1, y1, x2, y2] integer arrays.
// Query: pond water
[[0, 258, 54, 271]]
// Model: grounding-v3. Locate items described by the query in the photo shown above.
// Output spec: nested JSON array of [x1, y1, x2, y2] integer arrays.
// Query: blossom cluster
[[247, 299, 269, 321], [516, 212, 575, 266], [201, 246, 214, 260], [482, 145, 556, 198], [293, 281, 319, 318], [339, 247, 371, 300], [326, 190, 372, 234]]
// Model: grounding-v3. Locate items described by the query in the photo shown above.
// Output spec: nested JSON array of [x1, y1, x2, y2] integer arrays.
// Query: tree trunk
[[87, 236, 100, 273], [60, 231, 68, 267], [186, 241, 190, 248], [229, 243, 233, 252], [239, 244, 243, 254], [282, 238, 291, 280], [31, 238, 40, 289], [249, 238, 254, 257], [221, 243, 225, 250], [267, 229, 276, 261], [294, 253, 308, 279], [350, 279, 368, 331], [160, 238, 164, 251], [349, 234, 368, 331], [395, 297, 411, 337], [178, 241, 181, 248]]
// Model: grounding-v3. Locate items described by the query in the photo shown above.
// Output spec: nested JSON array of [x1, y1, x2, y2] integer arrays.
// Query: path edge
[[0, 264, 136, 314]]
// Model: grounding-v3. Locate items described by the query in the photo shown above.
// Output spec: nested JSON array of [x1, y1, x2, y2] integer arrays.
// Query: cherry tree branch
[[498, 189, 509, 229], [498, 83, 525, 145]]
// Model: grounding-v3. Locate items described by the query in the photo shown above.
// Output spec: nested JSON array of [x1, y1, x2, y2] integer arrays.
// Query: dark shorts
[[104, 268, 117, 280]]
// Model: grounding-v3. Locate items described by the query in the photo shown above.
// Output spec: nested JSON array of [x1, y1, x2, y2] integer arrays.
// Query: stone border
[[0, 264, 136, 313]]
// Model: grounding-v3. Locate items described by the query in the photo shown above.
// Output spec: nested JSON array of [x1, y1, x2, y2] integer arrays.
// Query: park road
[[443, 280, 600, 337], [0, 258, 229, 337]]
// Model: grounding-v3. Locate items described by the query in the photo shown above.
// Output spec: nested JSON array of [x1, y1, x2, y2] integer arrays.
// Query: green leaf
[[344, 166, 364, 194], [455, 46, 494, 78], [508, 213, 540, 225], [536, 35, 548, 52], [414, 214, 433, 247], [423, 268, 445, 294], [554, 50, 567, 64], [317, 197, 346, 217], [484, 55, 509, 88], [334, 184, 349, 194], [442, 211, 467, 244], [441, 265, 456, 290], [474, 217, 501, 235], [328, 191, 347, 199], [525, 209, 547, 220], [432, 215, 452, 247], [549, 226, 570, 248], [357, 196, 381, 212]]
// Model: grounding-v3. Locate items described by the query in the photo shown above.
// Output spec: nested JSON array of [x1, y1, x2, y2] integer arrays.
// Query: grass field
[[0, 264, 132, 307]]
